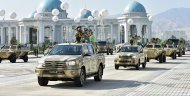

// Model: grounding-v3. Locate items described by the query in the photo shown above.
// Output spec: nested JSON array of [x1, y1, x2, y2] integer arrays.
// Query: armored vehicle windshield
[[155, 45, 162, 48], [97, 41, 107, 46], [49, 45, 82, 55], [120, 46, 138, 52], [146, 45, 153, 48], [168, 45, 174, 48]]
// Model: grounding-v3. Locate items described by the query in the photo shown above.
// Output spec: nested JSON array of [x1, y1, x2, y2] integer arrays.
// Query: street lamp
[[51, 2, 69, 43], [127, 18, 134, 25], [34, 12, 42, 57], [0, 9, 5, 20], [9, 12, 17, 19], [127, 18, 134, 44], [99, 9, 109, 41]]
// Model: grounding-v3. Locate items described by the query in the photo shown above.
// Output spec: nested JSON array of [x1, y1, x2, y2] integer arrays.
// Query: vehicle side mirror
[[82, 51, 90, 57], [82, 53, 91, 56]]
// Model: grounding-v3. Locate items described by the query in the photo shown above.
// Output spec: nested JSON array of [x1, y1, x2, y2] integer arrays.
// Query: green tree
[[10, 37, 17, 45]]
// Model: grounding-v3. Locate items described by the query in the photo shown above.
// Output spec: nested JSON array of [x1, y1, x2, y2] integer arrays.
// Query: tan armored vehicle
[[35, 43, 105, 87], [96, 41, 113, 55], [0, 45, 29, 63], [143, 43, 166, 63], [114, 45, 147, 70], [163, 44, 177, 59], [166, 39, 186, 57]]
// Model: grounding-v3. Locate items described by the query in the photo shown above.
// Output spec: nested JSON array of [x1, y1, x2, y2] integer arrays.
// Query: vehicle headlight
[[37, 60, 45, 68], [38, 60, 45, 64], [66, 61, 76, 66], [132, 56, 137, 58], [143, 50, 148, 52], [37, 64, 43, 68]]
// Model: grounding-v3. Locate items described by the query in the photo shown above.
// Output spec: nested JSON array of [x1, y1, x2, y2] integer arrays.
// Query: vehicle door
[[15, 46, 21, 57], [82, 45, 91, 74], [87, 45, 98, 73]]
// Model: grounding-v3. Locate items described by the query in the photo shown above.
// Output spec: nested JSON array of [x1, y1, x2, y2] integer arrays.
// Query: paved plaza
[[0, 53, 190, 96]]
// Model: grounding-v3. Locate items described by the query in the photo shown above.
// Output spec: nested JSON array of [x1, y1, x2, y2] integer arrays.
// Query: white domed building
[[118, 1, 152, 44], [0, 0, 152, 45]]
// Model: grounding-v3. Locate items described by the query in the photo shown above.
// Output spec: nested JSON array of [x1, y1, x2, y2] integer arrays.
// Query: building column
[[8, 27, 12, 44], [117, 24, 121, 43], [60, 25, 64, 43], [124, 24, 128, 43], [110, 24, 113, 42], [39, 24, 44, 43], [137, 24, 142, 37], [147, 25, 151, 41], [19, 26, 22, 44], [1, 27, 4, 44], [16, 26, 19, 41], [23, 26, 28, 44]]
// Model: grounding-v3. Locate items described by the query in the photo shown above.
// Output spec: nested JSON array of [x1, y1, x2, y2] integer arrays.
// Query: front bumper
[[115, 59, 137, 66], [35, 68, 80, 79]]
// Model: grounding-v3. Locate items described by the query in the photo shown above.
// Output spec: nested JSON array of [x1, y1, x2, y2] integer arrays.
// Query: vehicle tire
[[159, 54, 163, 63], [135, 61, 140, 70], [10, 55, 16, 63], [110, 51, 113, 55], [163, 55, 166, 63], [94, 65, 103, 81], [115, 65, 119, 70], [175, 53, 177, 59], [178, 52, 182, 57], [23, 55, 28, 62], [0, 58, 2, 63], [183, 50, 185, 55], [172, 53, 177, 59], [38, 77, 48, 86], [107, 51, 109, 55], [74, 68, 86, 87], [147, 58, 149, 62], [142, 59, 146, 68]]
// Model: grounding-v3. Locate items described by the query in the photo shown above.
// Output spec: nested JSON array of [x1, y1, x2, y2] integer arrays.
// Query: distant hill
[[152, 8, 190, 32]]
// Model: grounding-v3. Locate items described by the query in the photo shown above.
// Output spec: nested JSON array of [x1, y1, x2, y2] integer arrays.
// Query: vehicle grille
[[119, 56, 132, 59], [43, 61, 67, 68]]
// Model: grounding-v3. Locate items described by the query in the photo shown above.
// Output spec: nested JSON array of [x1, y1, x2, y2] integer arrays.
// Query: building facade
[[0, 0, 152, 45]]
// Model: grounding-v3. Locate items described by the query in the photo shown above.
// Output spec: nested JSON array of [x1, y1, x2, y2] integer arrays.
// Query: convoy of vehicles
[[0, 37, 186, 87], [0, 45, 29, 63], [35, 43, 105, 87], [114, 45, 147, 70], [166, 39, 186, 57]]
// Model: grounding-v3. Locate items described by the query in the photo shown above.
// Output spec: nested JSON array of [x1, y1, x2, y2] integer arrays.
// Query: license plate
[[49, 70, 57, 74]]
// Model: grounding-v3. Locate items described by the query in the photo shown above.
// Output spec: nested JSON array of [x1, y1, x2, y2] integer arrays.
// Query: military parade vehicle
[[163, 44, 177, 59], [166, 39, 186, 57], [35, 43, 105, 87], [114, 45, 147, 70], [0, 45, 29, 63], [143, 38, 166, 63], [96, 41, 114, 55]]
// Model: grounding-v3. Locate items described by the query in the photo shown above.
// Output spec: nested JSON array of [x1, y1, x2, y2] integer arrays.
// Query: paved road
[[0, 53, 190, 96]]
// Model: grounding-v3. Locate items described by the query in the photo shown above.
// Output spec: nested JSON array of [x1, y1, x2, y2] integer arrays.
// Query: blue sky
[[0, 0, 189, 19]]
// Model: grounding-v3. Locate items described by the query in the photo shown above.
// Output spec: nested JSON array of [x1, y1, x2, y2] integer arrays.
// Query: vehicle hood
[[41, 55, 81, 61], [117, 52, 138, 56]]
